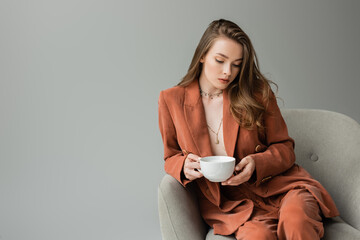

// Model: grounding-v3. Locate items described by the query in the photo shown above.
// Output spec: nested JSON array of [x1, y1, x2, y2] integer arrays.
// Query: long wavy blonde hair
[[178, 19, 277, 130]]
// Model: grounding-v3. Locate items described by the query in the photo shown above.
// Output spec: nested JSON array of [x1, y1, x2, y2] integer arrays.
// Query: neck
[[199, 77, 222, 95]]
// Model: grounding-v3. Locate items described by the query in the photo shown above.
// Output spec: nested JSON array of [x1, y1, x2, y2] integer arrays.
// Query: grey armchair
[[158, 109, 360, 240]]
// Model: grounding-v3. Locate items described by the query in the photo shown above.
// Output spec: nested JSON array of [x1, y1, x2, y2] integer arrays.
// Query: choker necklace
[[200, 88, 223, 99]]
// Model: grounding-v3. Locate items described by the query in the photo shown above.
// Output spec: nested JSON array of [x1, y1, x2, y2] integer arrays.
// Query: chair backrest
[[281, 109, 360, 229]]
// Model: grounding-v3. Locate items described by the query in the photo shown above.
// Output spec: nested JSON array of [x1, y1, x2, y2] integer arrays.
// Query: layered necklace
[[200, 87, 223, 144], [207, 118, 223, 144]]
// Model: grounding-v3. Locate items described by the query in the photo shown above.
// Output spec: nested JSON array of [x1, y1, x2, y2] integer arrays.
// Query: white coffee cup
[[199, 156, 235, 182]]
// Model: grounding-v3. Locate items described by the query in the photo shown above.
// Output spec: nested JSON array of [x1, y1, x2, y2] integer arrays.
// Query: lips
[[218, 78, 229, 84]]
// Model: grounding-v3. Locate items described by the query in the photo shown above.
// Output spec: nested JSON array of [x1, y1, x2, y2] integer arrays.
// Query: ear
[[200, 57, 204, 63]]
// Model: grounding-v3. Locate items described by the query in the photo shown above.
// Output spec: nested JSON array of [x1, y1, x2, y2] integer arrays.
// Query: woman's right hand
[[183, 153, 203, 181]]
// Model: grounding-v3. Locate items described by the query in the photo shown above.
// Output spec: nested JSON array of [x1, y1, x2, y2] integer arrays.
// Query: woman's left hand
[[221, 156, 256, 186]]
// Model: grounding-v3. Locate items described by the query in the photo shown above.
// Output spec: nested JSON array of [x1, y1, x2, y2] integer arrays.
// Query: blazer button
[[182, 149, 190, 155], [255, 144, 261, 152]]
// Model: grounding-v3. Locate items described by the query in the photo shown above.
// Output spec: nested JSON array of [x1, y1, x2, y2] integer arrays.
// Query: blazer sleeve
[[158, 91, 192, 187], [250, 91, 296, 187]]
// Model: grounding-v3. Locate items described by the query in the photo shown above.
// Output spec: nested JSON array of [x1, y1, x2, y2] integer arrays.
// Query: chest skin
[[201, 95, 227, 156]]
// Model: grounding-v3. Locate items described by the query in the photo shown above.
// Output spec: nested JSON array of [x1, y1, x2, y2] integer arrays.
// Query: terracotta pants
[[235, 189, 324, 240]]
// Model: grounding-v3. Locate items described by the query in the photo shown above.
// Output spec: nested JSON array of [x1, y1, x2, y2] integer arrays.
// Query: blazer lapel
[[223, 89, 240, 157], [184, 80, 213, 157]]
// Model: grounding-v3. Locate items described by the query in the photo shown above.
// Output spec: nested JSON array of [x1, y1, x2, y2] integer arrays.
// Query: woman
[[158, 19, 339, 240]]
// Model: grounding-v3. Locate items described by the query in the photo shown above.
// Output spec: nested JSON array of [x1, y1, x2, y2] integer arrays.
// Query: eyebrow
[[216, 53, 243, 61]]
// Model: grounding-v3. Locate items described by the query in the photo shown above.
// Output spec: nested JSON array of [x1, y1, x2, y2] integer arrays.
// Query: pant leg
[[235, 219, 277, 240], [277, 188, 323, 240]]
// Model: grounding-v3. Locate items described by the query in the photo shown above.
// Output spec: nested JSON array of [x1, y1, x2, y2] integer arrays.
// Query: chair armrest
[[158, 174, 207, 240], [323, 217, 360, 240]]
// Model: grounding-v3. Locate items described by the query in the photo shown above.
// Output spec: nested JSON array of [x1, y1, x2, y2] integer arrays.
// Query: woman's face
[[199, 37, 243, 91]]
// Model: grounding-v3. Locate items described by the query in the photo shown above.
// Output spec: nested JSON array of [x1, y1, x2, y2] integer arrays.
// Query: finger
[[187, 161, 201, 170], [186, 168, 203, 180], [221, 174, 235, 185], [192, 170, 203, 178], [186, 158, 197, 164], [187, 154, 201, 162], [235, 161, 246, 172], [235, 158, 249, 172], [243, 161, 254, 173], [222, 170, 249, 186], [184, 168, 196, 180], [222, 176, 246, 186]]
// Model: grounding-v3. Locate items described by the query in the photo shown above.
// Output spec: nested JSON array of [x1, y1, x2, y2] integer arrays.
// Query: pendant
[[215, 135, 219, 144]]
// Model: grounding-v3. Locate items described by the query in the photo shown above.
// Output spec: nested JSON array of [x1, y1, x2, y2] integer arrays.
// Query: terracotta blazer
[[158, 80, 339, 235]]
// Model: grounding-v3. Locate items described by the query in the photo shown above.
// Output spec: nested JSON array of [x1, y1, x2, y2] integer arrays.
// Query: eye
[[232, 63, 242, 68], [215, 59, 224, 63]]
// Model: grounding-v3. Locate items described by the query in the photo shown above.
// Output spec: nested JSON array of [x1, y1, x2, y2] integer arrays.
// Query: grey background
[[0, 0, 359, 239]]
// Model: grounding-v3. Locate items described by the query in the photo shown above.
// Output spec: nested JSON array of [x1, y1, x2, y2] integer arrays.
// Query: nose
[[223, 64, 231, 77]]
